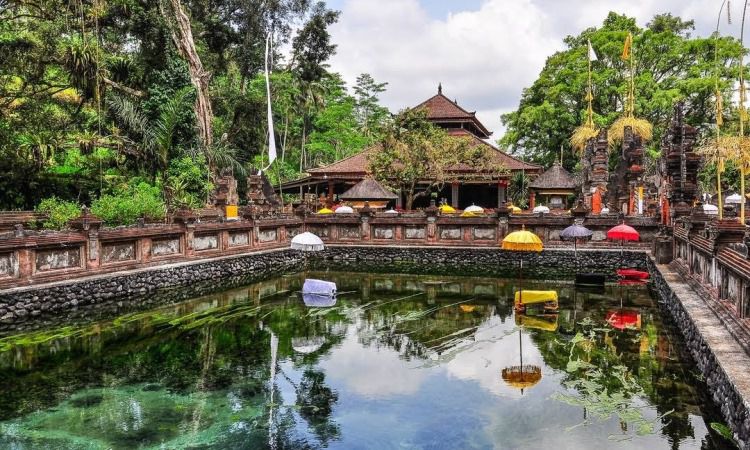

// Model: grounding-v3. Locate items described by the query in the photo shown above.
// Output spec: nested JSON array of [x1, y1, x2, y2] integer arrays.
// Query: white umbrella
[[702, 203, 719, 215], [384, 208, 399, 214], [533, 205, 550, 214], [335, 205, 354, 214], [726, 193, 743, 205], [601, 207, 610, 214], [290, 232, 324, 252], [465, 204, 485, 214]]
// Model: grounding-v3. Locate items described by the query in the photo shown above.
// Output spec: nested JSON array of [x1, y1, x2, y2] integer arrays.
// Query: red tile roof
[[307, 130, 540, 176], [414, 90, 491, 138]]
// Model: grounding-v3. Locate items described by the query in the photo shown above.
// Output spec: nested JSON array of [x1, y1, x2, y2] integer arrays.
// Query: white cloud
[[327, 0, 734, 141]]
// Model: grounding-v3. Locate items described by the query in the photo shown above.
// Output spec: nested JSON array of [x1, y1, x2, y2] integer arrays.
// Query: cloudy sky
[[322, 0, 736, 140]]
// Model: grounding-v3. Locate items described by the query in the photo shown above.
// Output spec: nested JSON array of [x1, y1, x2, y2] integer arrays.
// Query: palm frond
[[607, 116, 653, 149], [106, 93, 148, 137], [201, 143, 247, 177]]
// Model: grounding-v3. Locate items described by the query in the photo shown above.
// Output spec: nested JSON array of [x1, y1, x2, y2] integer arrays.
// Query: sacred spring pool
[[0, 270, 735, 449]]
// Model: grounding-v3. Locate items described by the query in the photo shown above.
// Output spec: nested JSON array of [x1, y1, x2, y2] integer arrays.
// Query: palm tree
[[294, 77, 327, 171]]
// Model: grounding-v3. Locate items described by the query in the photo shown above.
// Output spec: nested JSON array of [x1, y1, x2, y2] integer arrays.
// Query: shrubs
[[92, 182, 165, 226], [35, 197, 81, 230]]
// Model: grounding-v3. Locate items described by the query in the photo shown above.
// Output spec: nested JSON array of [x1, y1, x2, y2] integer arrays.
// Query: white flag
[[264, 33, 277, 165], [587, 39, 598, 62]]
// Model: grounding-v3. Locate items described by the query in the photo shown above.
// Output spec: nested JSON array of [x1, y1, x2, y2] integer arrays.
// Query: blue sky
[[321, 0, 728, 143]]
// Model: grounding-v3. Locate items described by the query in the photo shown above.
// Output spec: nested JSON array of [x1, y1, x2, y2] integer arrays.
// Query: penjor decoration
[[570, 39, 599, 153], [607, 32, 653, 148]]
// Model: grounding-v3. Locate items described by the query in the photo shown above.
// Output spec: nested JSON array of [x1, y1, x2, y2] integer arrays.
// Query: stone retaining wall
[[648, 257, 750, 448], [309, 245, 649, 279], [0, 249, 304, 333]]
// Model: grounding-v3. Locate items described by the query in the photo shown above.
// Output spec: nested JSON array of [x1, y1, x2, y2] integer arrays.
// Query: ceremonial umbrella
[[465, 204, 485, 214], [560, 224, 593, 257], [290, 232, 325, 252], [607, 222, 639, 254], [702, 204, 719, 215], [334, 205, 354, 214], [533, 205, 550, 214], [502, 227, 543, 309]]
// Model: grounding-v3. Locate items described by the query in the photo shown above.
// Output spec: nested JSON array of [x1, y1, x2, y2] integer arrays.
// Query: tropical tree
[[501, 12, 743, 169], [369, 108, 504, 210]]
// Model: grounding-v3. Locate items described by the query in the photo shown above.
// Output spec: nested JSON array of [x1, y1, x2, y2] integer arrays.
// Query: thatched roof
[[529, 161, 578, 190], [340, 178, 398, 200]]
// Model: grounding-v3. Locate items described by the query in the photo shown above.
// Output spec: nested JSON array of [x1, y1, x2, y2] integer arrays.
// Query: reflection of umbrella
[[317, 207, 334, 214], [291, 232, 325, 252], [533, 205, 550, 214], [503, 227, 543, 308], [606, 310, 641, 330], [292, 336, 326, 354], [334, 205, 354, 214], [439, 204, 456, 213], [560, 224, 593, 256], [607, 223, 639, 254], [302, 293, 337, 307], [502, 329, 542, 394], [465, 204, 485, 213], [459, 304, 477, 313]]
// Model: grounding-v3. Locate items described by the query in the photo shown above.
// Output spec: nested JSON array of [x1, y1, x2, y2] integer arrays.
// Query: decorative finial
[[438, 82, 442, 94]]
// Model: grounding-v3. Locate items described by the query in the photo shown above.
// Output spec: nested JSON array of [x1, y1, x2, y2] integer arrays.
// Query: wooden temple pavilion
[[339, 178, 398, 209], [528, 161, 579, 210], [279, 85, 542, 210]]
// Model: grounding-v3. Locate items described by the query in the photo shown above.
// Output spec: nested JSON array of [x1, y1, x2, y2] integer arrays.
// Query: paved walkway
[[655, 262, 750, 447]]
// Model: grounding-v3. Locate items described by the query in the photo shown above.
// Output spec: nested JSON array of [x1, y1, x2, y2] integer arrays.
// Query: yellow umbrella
[[317, 207, 334, 214], [502, 228, 543, 252], [439, 204, 456, 214]]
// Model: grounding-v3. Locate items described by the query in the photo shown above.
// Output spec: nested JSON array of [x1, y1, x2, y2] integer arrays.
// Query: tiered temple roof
[[529, 161, 578, 193]]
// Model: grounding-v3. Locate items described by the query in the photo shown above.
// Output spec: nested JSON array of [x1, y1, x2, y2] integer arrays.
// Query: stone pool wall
[[309, 245, 649, 279], [649, 258, 750, 448], [0, 249, 304, 333]]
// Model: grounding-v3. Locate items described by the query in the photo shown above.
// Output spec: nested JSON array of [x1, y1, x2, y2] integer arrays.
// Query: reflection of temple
[[279, 85, 542, 209]]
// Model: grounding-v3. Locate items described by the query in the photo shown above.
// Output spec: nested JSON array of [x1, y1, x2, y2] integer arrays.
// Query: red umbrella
[[607, 223, 639, 254]]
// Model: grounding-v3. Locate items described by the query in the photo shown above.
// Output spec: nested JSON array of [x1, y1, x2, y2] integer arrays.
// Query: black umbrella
[[560, 224, 593, 257]]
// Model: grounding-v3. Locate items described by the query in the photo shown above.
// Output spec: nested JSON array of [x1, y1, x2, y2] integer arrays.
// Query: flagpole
[[263, 32, 277, 173]]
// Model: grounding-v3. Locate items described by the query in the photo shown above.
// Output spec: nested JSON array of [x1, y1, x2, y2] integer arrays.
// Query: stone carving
[[151, 238, 181, 257], [35, 248, 82, 271], [405, 227, 426, 239], [257, 228, 278, 243], [374, 227, 394, 239], [194, 234, 219, 251], [102, 242, 136, 263], [440, 227, 461, 240], [228, 231, 250, 247]]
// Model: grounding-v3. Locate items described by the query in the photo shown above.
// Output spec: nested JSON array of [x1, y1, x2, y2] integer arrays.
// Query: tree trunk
[[161, 0, 214, 156]]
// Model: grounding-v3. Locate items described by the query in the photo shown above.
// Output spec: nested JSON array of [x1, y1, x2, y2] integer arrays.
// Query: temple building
[[528, 161, 578, 210], [279, 85, 542, 209]]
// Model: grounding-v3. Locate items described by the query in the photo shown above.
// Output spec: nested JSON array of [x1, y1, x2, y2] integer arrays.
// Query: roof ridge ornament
[[438, 82, 442, 94]]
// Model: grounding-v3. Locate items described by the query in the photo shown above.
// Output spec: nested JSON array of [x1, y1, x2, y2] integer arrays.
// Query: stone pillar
[[173, 209, 197, 257], [68, 208, 103, 270], [426, 200, 438, 242], [496, 202, 510, 241], [360, 203, 373, 241], [17, 248, 33, 281], [497, 181, 507, 208], [451, 182, 460, 208]]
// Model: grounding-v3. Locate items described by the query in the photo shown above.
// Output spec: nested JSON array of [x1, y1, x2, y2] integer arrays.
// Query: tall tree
[[500, 12, 743, 169], [353, 73, 389, 139]]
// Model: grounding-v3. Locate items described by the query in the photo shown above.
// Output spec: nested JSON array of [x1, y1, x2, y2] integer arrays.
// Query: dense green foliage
[[501, 12, 743, 172], [35, 197, 82, 230], [1, 0, 389, 219]]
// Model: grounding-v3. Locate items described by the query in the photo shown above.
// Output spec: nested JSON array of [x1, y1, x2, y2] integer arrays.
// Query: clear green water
[[0, 271, 734, 449]]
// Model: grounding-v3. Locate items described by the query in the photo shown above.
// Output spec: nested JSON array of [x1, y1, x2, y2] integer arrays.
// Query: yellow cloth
[[502, 229, 543, 252], [514, 290, 558, 306], [317, 208, 334, 214], [460, 211, 477, 217], [439, 204, 456, 213]]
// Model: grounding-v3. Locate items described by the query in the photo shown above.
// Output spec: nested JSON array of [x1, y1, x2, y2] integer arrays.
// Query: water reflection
[[0, 271, 734, 449]]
